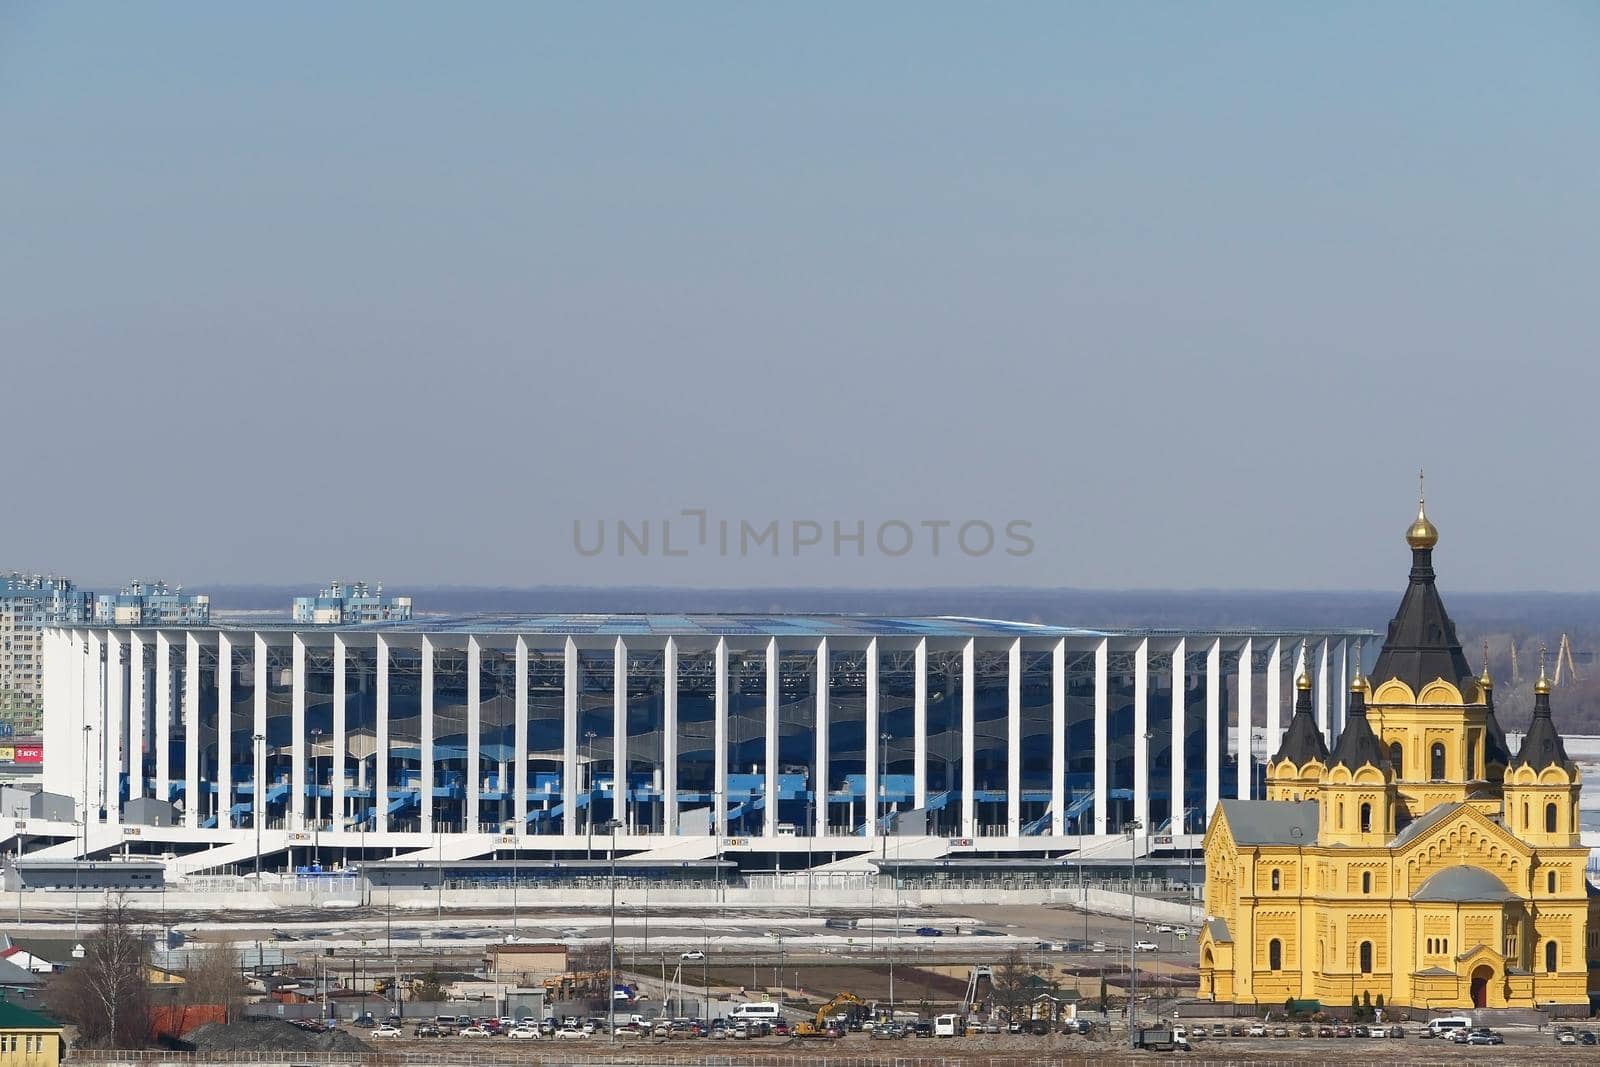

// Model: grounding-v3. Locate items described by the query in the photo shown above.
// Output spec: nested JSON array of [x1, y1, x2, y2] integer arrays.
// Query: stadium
[[30, 615, 1375, 878]]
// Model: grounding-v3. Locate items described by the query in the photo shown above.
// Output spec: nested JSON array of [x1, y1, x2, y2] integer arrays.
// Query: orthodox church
[[1198, 496, 1598, 1012]]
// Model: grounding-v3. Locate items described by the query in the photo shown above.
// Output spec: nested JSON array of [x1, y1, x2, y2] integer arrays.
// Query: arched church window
[[1548, 870, 1557, 894], [1271, 869, 1280, 891], [1389, 742, 1402, 773], [1523, 802, 1530, 829], [1467, 743, 1476, 780], [1546, 940, 1558, 973], [1546, 803, 1558, 834], [1269, 939, 1282, 971], [1362, 871, 1372, 894], [1336, 803, 1344, 830], [1430, 743, 1445, 781], [1359, 941, 1373, 974], [1359, 803, 1372, 833]]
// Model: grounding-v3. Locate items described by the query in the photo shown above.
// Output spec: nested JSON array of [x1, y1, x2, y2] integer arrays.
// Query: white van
[[729, 1003, 781, 1022], [1429, 1016, 1472, 1037], [934, 1013, 961, 1037]]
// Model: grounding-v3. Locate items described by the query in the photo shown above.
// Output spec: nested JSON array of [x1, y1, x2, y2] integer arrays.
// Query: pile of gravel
[[187, 1018, 371, 1053]]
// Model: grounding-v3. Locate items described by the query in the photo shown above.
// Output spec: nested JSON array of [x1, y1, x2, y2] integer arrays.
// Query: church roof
[[1271, 676, 1328, 766], [1411, 866, 1519, 904], [1368, 502, 1475, 695], [1328, 682, 1389, 774], [1216, 799, 1318, 846], [1388, 802, 1467, 849], [1205, 917, 1232, 943], [1511, 673, 1574, 773]]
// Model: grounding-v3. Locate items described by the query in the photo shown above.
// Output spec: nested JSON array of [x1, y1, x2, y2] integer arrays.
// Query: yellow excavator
[[796, 992, 865, 1037]]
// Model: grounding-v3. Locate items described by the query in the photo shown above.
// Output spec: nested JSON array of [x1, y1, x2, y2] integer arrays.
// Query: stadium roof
[[94, 612, 1377, 640]]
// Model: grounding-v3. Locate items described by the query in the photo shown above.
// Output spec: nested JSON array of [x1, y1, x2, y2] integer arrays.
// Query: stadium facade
[[39, 616, 1374, 872]]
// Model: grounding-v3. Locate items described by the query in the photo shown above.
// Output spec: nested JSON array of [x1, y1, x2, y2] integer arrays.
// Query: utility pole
[[1127, 816, 1142, 1050], [606, 819, 621, 1043]]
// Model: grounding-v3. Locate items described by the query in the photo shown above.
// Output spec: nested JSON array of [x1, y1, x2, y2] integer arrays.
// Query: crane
[[1555, 634, 1580, 686]]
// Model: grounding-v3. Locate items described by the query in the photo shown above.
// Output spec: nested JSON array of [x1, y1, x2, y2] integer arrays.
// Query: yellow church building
[[1198, 498, 1600, 1014]]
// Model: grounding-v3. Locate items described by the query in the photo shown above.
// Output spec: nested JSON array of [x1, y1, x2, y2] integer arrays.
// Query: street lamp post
[[605, 819, 621, 1043], [1126, 816, 1143, 1050], [252, 733, 266, 877]]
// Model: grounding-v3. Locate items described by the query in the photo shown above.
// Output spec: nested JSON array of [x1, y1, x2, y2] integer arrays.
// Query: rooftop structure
[[292, 580, 412, 625], [93, 579, 209, 627]]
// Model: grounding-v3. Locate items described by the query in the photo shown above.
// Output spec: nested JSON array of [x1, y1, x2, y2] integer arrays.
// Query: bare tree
[[182, 936, 247, 1023], [991, 948, 1037, 1023], [45, 895, 151, 1048]]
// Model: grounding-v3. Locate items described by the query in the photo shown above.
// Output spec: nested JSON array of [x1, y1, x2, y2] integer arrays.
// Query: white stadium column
[[290, 634, 305, 831], [562, 638, 578, 832], [1336, 638, 1349, 737], [87, 631, 103, 824], [332, 636, 345, 833], [764, 638, 778, 838], [65, 631, 80, 816], [960, 639, 976, 838], [662, 638, 677, 836], [105, 633, 122, 823], [713, 638, 728, 834], [155, 631, 170, 806], [1133, 638, 1149, 834], [128, 633, 146, 800], [1316, 637, 1330, 742], [187, 632, 203, 828], [1007, 639, 1022, 838], [217, 634, 231, 827], [1236, 637, 1253, 801], [420, 637, 435, 832], [254, 634, 269, 834], [913, 639, 928, 810], [1205, 638, 1221, 821], [818, 638, 833, 839], [1170, 638, 1186, 834], [1051, 639, 1065, 836], [863, 639, 877, 837], [1092, 638, 1108, 835], [469, 637, 483, 832], [612, 637, 628, 834], [375, 635, 389, 833], [1265, 638, 1282, 759], [514, 638, 529, 833]]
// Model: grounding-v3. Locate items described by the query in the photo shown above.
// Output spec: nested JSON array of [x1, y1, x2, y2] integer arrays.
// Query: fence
[[68, 1053, 1170, 1067]]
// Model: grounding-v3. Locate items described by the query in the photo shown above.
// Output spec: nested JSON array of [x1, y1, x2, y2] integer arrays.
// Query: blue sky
[[2, 3, 1597, 590]]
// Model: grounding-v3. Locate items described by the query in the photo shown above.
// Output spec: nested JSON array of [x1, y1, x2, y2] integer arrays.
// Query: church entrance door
[[1470, 966, 1492, 1009]]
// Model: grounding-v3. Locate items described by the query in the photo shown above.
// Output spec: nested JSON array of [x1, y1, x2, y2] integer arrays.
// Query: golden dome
[[1479, 641, 1493, 692], [1349, 671, 1368, 694], [1406, 471, 1439, 549], [1296, 669, 1312, 691], [1406, 499, 1438, 550], [1535, 656, 1551, 696]]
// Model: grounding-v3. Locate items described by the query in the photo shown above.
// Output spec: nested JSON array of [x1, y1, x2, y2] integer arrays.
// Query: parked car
[[772, 1020, 790, 1036], [460, 1026, 491, 1038], [507, 1026, 539, 1039], [1466, 1029, 1503, 1046], [370, 1025, 402, 1039], [1273, 1026, 1290, 1038], [680, 950, 706, 960], [916, 926, 943, 937], [1579, 1030, 1598, 1046], [1556, 1027, 1577, 1045], [1156, 924, 1175, 933], [1247, 1022, 1267, 1037], [1134, 940, 1159, 952], [414, 1024, 440, 1037], [1298, 1024, 1314, 1038], [554, 1027, 588, 1040], [1388, 1025, 1406, 1038], [911, 1020, 933, 1037], [1353, 1024, 1369, 1038]]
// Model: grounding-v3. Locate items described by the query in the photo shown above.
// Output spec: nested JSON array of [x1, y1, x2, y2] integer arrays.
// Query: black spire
[[1329, 677, 1390, 773], [1273, 669, 1329, 766], [1479, 647, 1511, 774], [1368, 491, 1475, 694], [1512, 661, 1573, 772]]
